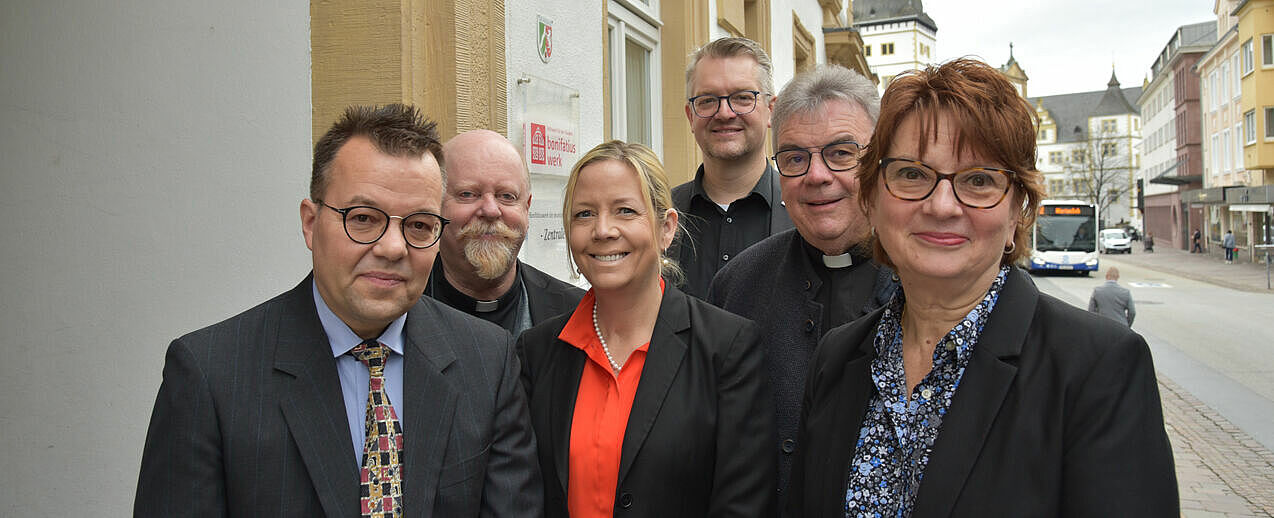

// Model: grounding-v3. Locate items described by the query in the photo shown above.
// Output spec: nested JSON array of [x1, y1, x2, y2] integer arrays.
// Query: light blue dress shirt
[[312, 281, 406, 465]]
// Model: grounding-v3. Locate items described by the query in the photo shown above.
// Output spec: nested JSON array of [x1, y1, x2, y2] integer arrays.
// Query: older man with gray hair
[[708, 65, 896, 497]]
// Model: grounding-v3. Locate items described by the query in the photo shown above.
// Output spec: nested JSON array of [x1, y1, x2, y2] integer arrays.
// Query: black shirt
[[801, 239, 878, 330], [670, 163, 789, 299], [425, 257, 532, 335]]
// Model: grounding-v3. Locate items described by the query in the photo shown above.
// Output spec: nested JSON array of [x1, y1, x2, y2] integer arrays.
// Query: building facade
[[1190, 0, 1274, 261], [1138, 21, 1215, 250], [314, 0, 873, 280], [851, 0, 938, 95], [1030, 69, 1143, 230]]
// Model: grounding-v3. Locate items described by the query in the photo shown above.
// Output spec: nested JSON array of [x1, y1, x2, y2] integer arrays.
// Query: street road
[[1029, 258, 1274, 452]]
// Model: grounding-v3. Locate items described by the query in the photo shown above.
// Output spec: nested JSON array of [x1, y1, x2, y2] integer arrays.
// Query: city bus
[[1027, 200, 1099, 275]]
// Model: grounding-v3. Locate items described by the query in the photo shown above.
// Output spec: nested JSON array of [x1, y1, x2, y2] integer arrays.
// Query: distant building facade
[[1028, 67, 1143, 230], [1138, 21, 1215, 250], [851, 0, 938, 95], [1190, 0, 1274, 261]]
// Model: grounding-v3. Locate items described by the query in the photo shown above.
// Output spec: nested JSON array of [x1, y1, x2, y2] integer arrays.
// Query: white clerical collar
[[822, 253, 854, 269], [474, 299, 500, 313]]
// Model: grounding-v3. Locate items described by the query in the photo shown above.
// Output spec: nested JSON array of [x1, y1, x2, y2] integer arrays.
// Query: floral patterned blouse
[[843, 266, 1009, 517]]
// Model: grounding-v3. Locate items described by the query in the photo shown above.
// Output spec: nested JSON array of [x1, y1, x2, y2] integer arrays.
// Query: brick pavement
[[1160, 376, 1274, 517]]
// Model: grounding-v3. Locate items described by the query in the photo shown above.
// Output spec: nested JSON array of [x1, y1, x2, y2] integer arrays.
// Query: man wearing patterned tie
[[135, 104, 544, 517]]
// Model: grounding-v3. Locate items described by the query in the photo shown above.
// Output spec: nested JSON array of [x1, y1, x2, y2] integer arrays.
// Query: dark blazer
[[786, 267, 1177, 517], [135, 276, 543, 517], [708, 228, 895, 493], [517, 286, 777, 517], [519, 261, 585, 325]]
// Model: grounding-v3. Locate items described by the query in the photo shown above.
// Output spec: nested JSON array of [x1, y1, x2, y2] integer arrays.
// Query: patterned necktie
[[351, 340, 403, 517]]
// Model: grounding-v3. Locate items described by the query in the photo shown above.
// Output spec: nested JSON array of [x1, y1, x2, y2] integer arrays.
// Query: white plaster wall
[[505, 0, 605, 282], [1139, 77, 1179, 197], [767, 0, 828, 91], [0, 2, 311, 515]]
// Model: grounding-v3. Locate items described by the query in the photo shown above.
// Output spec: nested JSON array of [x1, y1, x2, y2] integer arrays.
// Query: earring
[[1003, 241, 1016, 254]]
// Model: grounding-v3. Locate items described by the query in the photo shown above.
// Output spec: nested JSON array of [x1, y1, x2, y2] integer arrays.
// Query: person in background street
[[427, 129, 583, 336], [1193, 228, 1203, 253], [1144, 233, 1155, 252], [1089, 267, 1135, 326], [670, 37, 793, 298], [1223, 229, 1237, 264], [707, 64, 897, 498], [785, 58, 1176, 517]]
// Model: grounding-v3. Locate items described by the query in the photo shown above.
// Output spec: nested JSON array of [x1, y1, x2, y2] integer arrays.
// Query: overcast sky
[[923, 0, 1218, 98]]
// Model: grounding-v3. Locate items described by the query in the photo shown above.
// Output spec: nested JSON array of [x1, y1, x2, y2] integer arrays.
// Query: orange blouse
[[557, 282, 661, 518]]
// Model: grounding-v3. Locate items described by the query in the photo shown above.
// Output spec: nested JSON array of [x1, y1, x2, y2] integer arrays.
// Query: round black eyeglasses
[[318, 201, 449, 249], [771, 141, 864, 177], [687, 90, 768, 118]]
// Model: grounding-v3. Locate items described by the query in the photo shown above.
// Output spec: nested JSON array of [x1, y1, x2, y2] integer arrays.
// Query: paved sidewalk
[[1161, 376, 1274, 517], [1103, 245, 1274, 293]]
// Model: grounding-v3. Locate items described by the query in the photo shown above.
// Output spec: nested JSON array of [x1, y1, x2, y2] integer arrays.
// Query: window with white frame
[[1221, 61, 1229, 100], [1211, 133, 1219, 173], [1221, 129, 1231, 172], [1264, 34, 1273, 67], [606, 1, 661, 152], [1233, 53, 1242, 99], [1210, 71, 1219, 110], [1242, 38, 1255, 75], [1101, 119, 1116, 133], [1244, 110, 1256, 145], [1235, 122, 1244, 169], [1266, 107, 1274, 140]]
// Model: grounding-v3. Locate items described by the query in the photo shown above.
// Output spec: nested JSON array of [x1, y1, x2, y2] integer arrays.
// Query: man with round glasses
[[136, 104, 543, 517], [708, 65, 897, 500], [670, 36, 793, 299]]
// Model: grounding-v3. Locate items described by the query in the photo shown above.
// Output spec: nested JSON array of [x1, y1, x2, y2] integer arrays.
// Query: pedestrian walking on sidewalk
[[1144, 233, 1154, 252], [1089, 267, 1135, 326], [1223, 230, 1236, 263], [1192, 228, 1203, 253]]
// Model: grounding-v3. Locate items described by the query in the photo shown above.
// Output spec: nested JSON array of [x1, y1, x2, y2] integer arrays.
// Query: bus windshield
[[1035, 214, 1097, 252]]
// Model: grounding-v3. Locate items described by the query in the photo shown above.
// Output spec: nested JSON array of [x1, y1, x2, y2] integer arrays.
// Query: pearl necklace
[[592, 301, 622, 373]]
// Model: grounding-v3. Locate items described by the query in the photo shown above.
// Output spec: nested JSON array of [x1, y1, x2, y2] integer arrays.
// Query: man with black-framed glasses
[[708, 66, 897, 503], [136, 104, 543, 517], [670, 37, 793, 299]]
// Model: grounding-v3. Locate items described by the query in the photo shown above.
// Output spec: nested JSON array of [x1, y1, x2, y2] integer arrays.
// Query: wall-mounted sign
[[538, 16, 553, 63], [513, 75, 581, 284]]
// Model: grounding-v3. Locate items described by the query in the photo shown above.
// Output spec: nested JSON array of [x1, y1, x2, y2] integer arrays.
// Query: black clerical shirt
[[426, 258, 532, 335], [670, 163, 790, 299]]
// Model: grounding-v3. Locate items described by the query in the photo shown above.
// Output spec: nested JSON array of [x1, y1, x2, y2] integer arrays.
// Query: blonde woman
[[518, 141, 776, 517]]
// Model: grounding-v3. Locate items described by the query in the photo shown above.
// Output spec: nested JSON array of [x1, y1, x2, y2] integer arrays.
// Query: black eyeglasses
[[772, 141, 864, 177], [687, 90, 768, 118], [879, 158, 1017, 209], [317, 201, 449, 249]]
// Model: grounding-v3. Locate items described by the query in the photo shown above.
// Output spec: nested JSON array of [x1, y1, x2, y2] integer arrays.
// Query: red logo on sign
[[530, 124, 547, 165]]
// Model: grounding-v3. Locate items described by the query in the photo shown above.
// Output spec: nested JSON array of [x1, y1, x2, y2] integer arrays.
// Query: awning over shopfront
[[1150, 160, 1201, 186], [1183, 186, 1226, 205]]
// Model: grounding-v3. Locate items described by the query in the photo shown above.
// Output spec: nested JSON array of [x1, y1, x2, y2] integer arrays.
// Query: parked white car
[[1099, 229, 1131, 254]]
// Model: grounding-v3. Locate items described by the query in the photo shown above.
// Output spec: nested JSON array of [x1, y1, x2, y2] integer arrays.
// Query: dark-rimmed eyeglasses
[[879, 158, 1017, 209], [772, 141, 864, 177], [687, 90, 768, 118], [317, 201, 449, 249]]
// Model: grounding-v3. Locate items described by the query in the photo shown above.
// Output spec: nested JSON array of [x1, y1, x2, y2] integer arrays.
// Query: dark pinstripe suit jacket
[[134, 275, 543, 517]]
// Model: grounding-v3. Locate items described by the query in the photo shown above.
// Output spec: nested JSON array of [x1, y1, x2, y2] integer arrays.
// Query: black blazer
[[786, 268, 1177, 517], [708, 228, 895, 493], [518, 286, 777, 517], [519, 261, 585, 325], [135, 276, 543, 517]]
